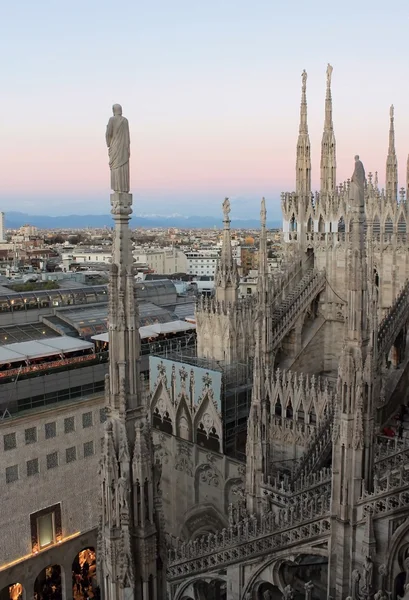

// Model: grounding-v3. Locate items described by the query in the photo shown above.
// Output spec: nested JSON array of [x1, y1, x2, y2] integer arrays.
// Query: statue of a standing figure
[[302, 69, 307, 87], [327, 63, 333, 86], [106, 104, 130, 193], [350, 155, 366, 209], [362, 556, 374, 591], [222, 197, 231, 219]]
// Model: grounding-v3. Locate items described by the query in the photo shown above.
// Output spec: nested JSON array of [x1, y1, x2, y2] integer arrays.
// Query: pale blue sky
[[1, 1, 408, 218]]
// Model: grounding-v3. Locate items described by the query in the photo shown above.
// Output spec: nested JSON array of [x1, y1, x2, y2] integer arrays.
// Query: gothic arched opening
[[286, 400, 293, 419], [275, 397, 282, 417], [0, 583, 23, 600], [34, 565, 62, 600], [337, 216, 345, 233], [280, 554, 328, 600], [193, 579, 226, 600], [256, 581, 281, 600], [196, 423, 220, 453], [385, 216, 394, 235], [153, 407, 173, 435], [72, 547, 98, 600], [290, 214, 297, 232], [318, 215, 325, 233], [374, 268, 379, 288], [398, 214, 407, 234], [307, 217, 313, 233], [373, 215, 381, 237]]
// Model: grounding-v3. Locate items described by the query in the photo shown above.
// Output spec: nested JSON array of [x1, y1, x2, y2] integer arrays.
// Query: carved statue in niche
[[362, 556, 374, 591], [118, 476, 129, 510], [304, 581, 314, 600]]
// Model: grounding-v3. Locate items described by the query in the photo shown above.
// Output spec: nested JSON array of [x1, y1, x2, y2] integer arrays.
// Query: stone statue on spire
[[106, 104, 130, 193], [302, 69, 307, 89], [260, 197, 266, 226], [350, 155, 366, 209], [390, 104, 394, 119], [222, 197, 231, 219], [326, 63, 333, 87]]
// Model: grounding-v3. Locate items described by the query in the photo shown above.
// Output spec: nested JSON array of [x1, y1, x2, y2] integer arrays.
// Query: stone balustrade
[[166, 492, 331, 581], [270, 270, 326, 349], [377, 278, 409, 361]]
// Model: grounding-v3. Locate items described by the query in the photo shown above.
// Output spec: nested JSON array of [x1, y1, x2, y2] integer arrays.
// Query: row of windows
[[16, 380, 105, 413], [3, 408, 106, 451], [5, 441, 96, 483], [0, 286, 108, 313]]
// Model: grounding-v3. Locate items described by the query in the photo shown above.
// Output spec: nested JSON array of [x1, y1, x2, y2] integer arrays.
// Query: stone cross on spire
[[296, 70, 311, 195], [385, 104, 398, 201]]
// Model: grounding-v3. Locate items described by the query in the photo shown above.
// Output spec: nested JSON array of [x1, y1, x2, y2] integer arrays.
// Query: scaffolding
[[154, 348, 253, 461]]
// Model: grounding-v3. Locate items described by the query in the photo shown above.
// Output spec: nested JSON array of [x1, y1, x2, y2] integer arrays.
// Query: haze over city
[[1, 0, 408, 219]]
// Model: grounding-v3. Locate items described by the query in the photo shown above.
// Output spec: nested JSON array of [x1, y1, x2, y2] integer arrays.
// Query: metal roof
[[0, 336, 94, 365]]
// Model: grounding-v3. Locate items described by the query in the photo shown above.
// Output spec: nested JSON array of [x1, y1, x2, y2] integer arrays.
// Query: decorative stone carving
[[282, 584, 294, 600], [175, 441, 193, 476], [198, 464, 220, 487]]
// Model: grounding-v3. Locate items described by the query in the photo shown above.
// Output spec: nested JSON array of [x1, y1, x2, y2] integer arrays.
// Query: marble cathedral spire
[[407, 154, 409, 201], [99, 105, 162, 600], [295, 70, 311, 196], [246, 199, 271, 514], [245, 311, 266, 516], [214, 197, 239, 304], [386, 104, 398, 201], [320, 63, 336, 194], [329, 156, 378, 599], [257, 198, 272, 360]]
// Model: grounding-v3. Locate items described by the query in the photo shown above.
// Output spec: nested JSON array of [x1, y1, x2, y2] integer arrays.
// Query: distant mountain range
[[4, 211, 281, 230]]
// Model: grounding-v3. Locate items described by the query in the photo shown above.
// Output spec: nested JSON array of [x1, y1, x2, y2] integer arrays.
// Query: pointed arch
[[286, 398, 293, 419], [150, 380, 174, 435], [193, 392, 222, 453], [307, 216, 313, 233], [318, 215, 325, 233], [175, 394, 193, 442], [309, 406, 317, 425], [274, 394, 282, 417], [290, 213, 297, 232], [337, 216, 345, 233]]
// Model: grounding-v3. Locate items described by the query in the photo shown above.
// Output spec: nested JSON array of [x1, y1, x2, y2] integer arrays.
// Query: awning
[[92, 327, 160, 344], [0, 336, 95, 365], [147, 320, 196, 335]]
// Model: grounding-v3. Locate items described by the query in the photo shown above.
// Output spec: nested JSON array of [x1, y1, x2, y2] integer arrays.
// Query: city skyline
[[1, 0, 409, 218]]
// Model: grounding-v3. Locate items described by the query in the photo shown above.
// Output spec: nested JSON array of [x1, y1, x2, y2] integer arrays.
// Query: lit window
[[37, 513, 55, 549]]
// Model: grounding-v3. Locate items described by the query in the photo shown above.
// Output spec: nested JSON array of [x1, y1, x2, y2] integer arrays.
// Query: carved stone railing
[[262, 467, 332, 508], [377, 278, 409, 363], [290, 403, 334, 484], [270, 269, 327, 350], [167, 495, 331, 581], [357, 468, 409, 521], [374, 436, 409, 476]]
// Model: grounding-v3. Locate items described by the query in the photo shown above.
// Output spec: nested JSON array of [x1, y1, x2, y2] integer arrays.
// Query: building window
[[99, 407, 107, 423], [82, 412, 93, 428], [64, 416, 75, 434], [27, 458, 39, 476], [30, 504, 62, 552], [45, 422, 57, 439], [46, 452, 58, 469], [3, 432, 16, 451], [83, 441, 94, 458], [5, 465, 19, 483], [66, 446, 77, 463], [25, 427, 37, 444]]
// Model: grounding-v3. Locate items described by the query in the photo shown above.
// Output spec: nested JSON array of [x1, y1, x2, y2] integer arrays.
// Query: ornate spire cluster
[[295, 70, 311, 196], [214, 197, 239, 304], [385, 104, 398, 201], [99, 106, 163, 600], [329, 156, 378, 598], [320, 63, 336, 193]]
